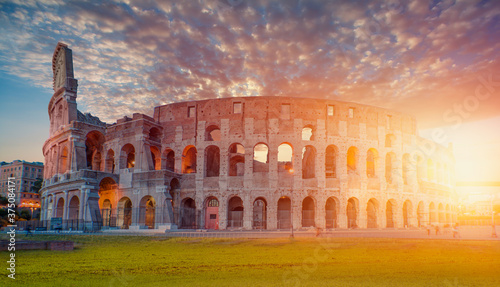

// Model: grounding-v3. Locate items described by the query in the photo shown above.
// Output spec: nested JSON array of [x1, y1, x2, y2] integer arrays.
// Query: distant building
[[0, 160, 44, 210]]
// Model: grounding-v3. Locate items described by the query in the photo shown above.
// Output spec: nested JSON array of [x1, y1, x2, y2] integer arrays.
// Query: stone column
[[62, 190, 69, 228]]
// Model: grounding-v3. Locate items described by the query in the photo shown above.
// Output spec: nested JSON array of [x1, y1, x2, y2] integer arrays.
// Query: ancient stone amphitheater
[[40, 43, 457, 231]]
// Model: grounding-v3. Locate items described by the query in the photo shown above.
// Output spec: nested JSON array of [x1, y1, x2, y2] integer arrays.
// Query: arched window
[[205, 125, 221, 141], [278, 143, 293, 173], [347, 147, 358, 173], [228, 143, 245, 176], [253, 143, 269, 173], [149, 127, 161, 142], [205, 145, 220, 177], [302, 126, 313, 141], [182, 146, 197, 174], [120, 144, 135, 169], [302, 145, 316, 179], [366, 148, 378, 178], [150, 146, 161, 170], [325, 145, 337, 178], [163, 149, 175, 172]]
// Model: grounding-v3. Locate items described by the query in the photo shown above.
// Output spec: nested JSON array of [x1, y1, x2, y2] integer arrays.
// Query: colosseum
[[39, 43, 458, 231]]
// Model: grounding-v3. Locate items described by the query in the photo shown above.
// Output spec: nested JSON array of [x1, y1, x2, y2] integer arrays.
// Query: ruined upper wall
[[153, 96, 417, 142]]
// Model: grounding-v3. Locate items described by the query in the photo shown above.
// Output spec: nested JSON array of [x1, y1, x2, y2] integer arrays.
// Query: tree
[[31, 178, 43, 193]]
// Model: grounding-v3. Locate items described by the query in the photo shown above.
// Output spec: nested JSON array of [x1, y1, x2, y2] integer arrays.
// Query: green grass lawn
[[3, 234, 500, 286]]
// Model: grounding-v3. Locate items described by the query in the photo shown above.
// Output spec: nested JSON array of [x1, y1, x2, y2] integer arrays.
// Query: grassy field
[[2, 234, 500, 286]]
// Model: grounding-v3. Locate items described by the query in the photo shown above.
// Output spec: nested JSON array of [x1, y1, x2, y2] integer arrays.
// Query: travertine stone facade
[[40, 43, 458, 231]]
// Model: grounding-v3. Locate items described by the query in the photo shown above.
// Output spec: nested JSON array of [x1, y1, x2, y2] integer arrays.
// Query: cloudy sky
[[0, 0, 499, 183]]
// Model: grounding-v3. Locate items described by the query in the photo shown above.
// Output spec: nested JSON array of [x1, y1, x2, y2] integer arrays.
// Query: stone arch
[[149, 127, 161, 142], [105, 149, 115, 173], [56, 197, 64, 218], [302, 125, 314, 141], [417, 201, 425, 227], [347, 147, 358, 173], [180, 197, 196, 229], [182, 146, 197, 174], [325, 197, 339, 228], [86, 130, 105, 170], [385, 134, 396, 148], [205, 145, 220, 177], [228, 143, 245, 176], [429, 202, 436, 223], [162, 148, 175, 172], [385, 152, 396, 184], [253, 143, 269, 173], [204, 196, 219, 230], [117, 197, 132, 229], [68, 195, 79, 220], [277, 143, 293, 173], [403, 200, 413, 227], [253, 197, 267, 229], [101, 199, 112, 227], [367, 198, 379, 228], [227, 196, 244, 228], [438, 203, 445, 223], [302, 196, 315, 227], [59, 145, 69, 174], [92, 151, 102, 171], [139, 196, 156, 229], [150, 146, 161, 170], [386, 199, 397, 228], [366, 148, 378, 178], [347, 197, 359, 228], [302, 145, 316, 179], [277, 196, 291, 229], [119, 144, 136, 169], [325, 145, 338, 178], [205, 125, 221, 141]]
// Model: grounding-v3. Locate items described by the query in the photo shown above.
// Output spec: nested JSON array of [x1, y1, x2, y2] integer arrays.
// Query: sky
[[0, 0, 499, 184]]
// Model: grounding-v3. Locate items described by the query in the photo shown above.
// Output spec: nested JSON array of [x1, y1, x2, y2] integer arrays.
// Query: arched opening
[[228, 143, 245, 176], [302, 145, 316, 179], [120, 144, 135, 169], [86, 130, 105, 170], [302, 126, 313, 141], [227, 196, 244, 228], [163, 148, 175, 172], [92, 151, 102, 171], [105, 149, 115, 173], [205, 197, 219, 230], [427, 159, 435, 181], [429, 202, 436, 224], [56, 197, 64, 218], [117, 197, 132, 229], [277, 196, 291, 229], [385, 134, 396, 147], [325, 197, 338, 228], [367, 198, 379, 228], [68, 196, 79, 220], [140, 196, 155, 229], [181, 198, 196, 229], [386, 200, 396, 228], [403, 200, 412, 227], [149, 127, 161, 142], [253, 143, 269, 173], [182, 146, 197, 174], [438, 203, 444, 223], [205, 145, 220, 177], [253, 197, 267, 229], [385, 152, 396, 184], [325, 145, 337, 178], [277, 143, 293, 173], [366, 148, 378, 178], [417, 201, 425, 227], [99, 177, 117, 227], [347, 147, 358, 174], [302, 196, 315, 227], [402, 154, 411, 185], [150, 146, 161, 170], [101, 199, 112, 227], [347, 198, 358, 228], [205, 125, 221, 141], [59, 146, 69, 174]]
